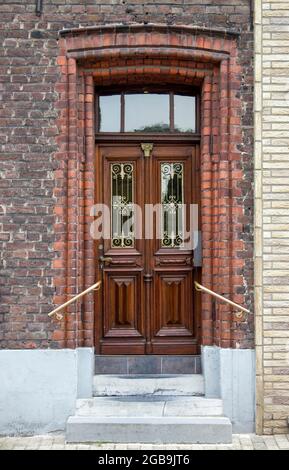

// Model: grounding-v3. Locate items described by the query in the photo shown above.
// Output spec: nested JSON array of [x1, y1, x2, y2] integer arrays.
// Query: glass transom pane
[[111, 163, 134, 248], [174, 95, 196, 133], [161, 163, 184, 248], [99, 95, 121, 132], [98, 91, 197, 133], [125, 93, 170, 132]]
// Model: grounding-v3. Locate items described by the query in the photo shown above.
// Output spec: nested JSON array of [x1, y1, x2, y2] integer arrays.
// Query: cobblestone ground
[[0, 433, 289, 450]]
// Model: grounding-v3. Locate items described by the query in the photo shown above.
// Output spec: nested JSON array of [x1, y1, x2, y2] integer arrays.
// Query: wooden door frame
[[94, 138, 202, 354]]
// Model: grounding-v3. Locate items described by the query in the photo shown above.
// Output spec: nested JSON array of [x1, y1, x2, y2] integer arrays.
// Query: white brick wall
[[255, 0, 289, 435]]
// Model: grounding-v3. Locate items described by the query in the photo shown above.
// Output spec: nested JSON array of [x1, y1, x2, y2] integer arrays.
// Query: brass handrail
[[194, 281, 250, 320], [48, 281, 101, 320]]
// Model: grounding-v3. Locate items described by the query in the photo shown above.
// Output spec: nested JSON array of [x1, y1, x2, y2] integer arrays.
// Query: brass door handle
[[99, 256, 112, 265]]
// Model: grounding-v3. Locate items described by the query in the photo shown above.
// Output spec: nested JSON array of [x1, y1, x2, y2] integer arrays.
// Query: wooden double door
[[95, 143, 200, 355]]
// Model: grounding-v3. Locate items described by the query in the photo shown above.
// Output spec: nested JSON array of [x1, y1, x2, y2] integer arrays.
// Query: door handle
[[99, 256, 112, 265]]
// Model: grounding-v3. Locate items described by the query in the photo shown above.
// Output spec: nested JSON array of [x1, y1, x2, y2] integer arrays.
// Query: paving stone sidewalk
[[0, 433, 289, 450]]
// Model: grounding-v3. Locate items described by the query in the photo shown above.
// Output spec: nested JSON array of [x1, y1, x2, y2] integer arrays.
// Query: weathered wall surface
[[0, 1, 253, 349], [0, 349, 93, 435], [255, 0, 289, 435], [202, 346, 256, 432]]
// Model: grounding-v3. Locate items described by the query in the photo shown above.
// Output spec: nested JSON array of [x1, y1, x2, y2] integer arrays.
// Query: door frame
[[52, 25, 247, 351]]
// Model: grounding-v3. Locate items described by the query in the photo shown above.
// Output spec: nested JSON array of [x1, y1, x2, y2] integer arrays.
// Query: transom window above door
[[95, 88, 198, 134]]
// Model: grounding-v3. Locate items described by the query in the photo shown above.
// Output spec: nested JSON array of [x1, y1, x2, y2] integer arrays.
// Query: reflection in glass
[[99, 95, 121, 132], [98, 92, 197, 133], [125, 94, 170, 132], [174, 95, 196, 133], [111, 163, 134, 248], [161, 163, 184, 248]]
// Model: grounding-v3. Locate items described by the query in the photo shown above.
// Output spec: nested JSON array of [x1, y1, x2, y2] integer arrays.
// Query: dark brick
[[0, 0, 253, 350]]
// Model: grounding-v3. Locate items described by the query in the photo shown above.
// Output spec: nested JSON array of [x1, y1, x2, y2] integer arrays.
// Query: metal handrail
[[48, 281, 101, 320], [194, 281, 250, 320], [48, 279, 248, 321]]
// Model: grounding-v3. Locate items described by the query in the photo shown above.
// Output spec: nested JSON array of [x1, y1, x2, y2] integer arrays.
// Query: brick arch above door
[[51, 24, 253, 350]]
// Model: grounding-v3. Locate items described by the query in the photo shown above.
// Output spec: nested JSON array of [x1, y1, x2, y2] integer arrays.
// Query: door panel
[[155, 271, 193, 335], [103, 272, 143, 336], [96, 145, 145, 354], [151, 270, 195, 354], [95, 143, 199, 355], [150, 145, 197, 354], [101, 270, 145, 354]]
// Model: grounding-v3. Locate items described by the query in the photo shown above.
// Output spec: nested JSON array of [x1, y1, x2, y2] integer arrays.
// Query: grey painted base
[[202, 346, 256, 433], [66, 416, 232, 444], [0, 348, 94, 436], [0, 346, 255, 437]]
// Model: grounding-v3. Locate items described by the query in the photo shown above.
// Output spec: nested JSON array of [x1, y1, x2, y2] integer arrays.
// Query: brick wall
[[255, 0, 289, 435], [0, 1, 254, 349]]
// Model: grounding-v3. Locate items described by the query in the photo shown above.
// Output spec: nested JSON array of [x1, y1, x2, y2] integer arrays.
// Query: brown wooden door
[[95, 143, 200, 354]]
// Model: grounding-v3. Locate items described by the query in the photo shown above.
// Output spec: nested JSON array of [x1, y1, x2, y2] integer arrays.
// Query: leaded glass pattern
[[161, 163, 184, 247], [111, 163, 134, 248]]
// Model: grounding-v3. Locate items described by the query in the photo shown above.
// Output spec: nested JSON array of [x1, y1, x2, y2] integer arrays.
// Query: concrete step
[[93, 374, 205, 397], [95, 355, 202, 375], [75, 396, 224, 417], [66, 415, 232, 444], [67, 392, 232, 444]]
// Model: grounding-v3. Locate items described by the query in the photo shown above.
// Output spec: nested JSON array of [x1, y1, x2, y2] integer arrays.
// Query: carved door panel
[[95, 144, 200, 354], [149, 146, 198, 354]]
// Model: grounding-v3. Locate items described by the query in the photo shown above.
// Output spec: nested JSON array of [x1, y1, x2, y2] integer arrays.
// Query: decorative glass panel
[[174, 95, 196, 133], [111, 163, 134, 248], [161, 163, 184, 248], [99, 95, 121, 132], [125, 94, 170, 132]]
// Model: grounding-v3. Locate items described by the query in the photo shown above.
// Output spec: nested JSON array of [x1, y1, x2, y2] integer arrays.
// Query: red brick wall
[[0, 1, 254, 349]]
